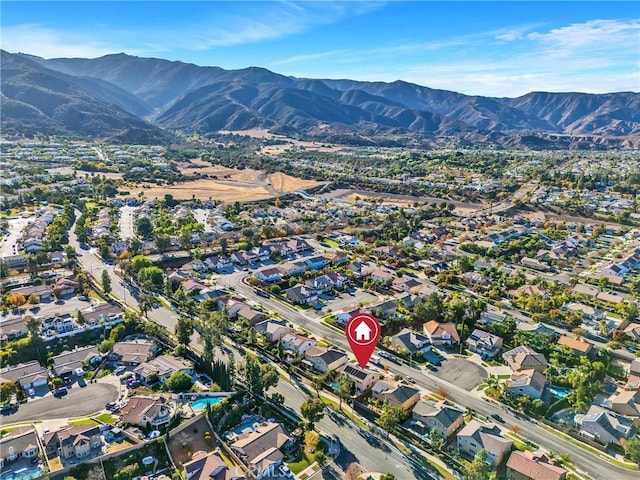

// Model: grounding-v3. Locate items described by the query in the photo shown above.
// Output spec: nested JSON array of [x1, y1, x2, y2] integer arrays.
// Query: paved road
[[118, 206, 138, 240], [218, 271, 638, 480], [272, 378, 435, 479], [0, 216, 30, 257], [70, 211, 180, 333], [5, 382, 118, 423]]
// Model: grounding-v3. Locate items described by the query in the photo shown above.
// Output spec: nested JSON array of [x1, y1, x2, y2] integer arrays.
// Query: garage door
[[32, 378, 48, 388]]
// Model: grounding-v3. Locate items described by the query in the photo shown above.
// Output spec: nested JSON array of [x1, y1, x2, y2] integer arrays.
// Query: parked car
[[105, 402, 118, 410], [113, 366, 127, 375], [0, 403, 18, 414], [78, 295, 89, 301], [490, 413, 505, 423], [28, 388, 36, 398], [54, 387, 68, 398], [78, 378, 87, 388]]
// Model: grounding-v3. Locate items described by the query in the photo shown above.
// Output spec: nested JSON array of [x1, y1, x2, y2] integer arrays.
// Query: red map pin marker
[[346, 312, 381, 368]]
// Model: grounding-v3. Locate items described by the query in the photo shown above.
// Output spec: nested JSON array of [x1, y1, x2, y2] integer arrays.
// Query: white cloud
[[0, 24, 137, 58], [496, 30, 523, 42]]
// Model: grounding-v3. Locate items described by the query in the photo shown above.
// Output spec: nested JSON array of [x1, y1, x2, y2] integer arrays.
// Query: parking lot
[[428, 357, 487, 391]]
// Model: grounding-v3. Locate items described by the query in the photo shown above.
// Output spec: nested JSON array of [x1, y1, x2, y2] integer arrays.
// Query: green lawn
[[288, 441, 327, 474], [321, 239, 339, 248], [0, 426, 19, 437], [94, 413, 116, 424], [69, 418, 100, 426]]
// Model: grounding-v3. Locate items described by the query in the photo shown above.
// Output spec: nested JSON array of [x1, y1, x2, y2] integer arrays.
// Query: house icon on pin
[[354, 321, 372, 341]]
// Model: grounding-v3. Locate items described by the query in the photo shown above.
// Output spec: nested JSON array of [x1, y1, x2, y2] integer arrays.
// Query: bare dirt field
[[130, 165, 320, 203], [167, 415, 215, 467]]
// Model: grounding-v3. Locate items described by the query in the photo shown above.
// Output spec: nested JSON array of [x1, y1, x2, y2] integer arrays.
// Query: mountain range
[[2, 50, 639, 148]]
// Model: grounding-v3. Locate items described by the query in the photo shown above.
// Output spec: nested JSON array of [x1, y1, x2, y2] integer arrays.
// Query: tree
[[270, 392, 285, 406], [219, 238, 228, 255], [8, 293, 26, 308], [344, 463, 361, 480], [429, 428, 445, 450], [101, 270, 111, 294], [377, 403, 405, 435], [304, 430, 320, 453], [138, 293, 155, 318], [337, 375, 355, 410], [27, 293, 40, 305], [300, 398, 325, 427], [77, 310, 86, 325], [166, 371, 193, 392], [98, 338, 115, 354], [380, 474, 397, 480], [135, 216, 153, 237], [25, 317, 41, 339], [436, 386, 450, 399], [624, 437, 640, 464], [174, 315, 193, 346], [244, 355, 264, 397], [464, 449, 491, 480]]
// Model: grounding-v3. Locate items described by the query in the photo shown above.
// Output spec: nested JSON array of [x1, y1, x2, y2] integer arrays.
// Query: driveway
[[4, 382, 118, 423], [428, 357, 487, 391]]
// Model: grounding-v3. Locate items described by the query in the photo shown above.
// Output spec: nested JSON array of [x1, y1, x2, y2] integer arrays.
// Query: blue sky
[[2, 1, 639, 96]]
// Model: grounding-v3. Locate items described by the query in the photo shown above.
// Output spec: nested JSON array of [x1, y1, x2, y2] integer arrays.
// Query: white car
[[113, 366, 127, 375]]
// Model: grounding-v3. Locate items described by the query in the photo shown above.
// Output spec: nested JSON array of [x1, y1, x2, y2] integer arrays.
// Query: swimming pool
[[0, 464, 43, 480], [549, 386, 571, 399], [190, 396, 225, 410]]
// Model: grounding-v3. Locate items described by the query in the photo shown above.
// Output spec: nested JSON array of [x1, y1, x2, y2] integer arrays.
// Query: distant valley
[[1, 50, 639, 149]]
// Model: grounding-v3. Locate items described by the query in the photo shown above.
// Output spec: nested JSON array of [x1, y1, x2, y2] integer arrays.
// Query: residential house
[[304, 256, 328, 270], [0, 427, 40, 468], [371, 381, 420, 410], [134, 355, 194, 384], [223, 296, 251, 318], [231, 422, 292, 474], [51, 346, 101, 377], [231, 251, 258, 266], [0, 317, 27, 342], [255, 320, 292, 343], [423, 321, 460, 346], [368, 268, 394, 283], [83, 302, 123, 325], [457, 420, 513, 467], [506, 370, 546, 400], [509, 285, 551, 300], [466, 329, 504, 359], [252, 246, 273, 262], [502, 346, 548, 373], [370, 299, 398, 320], [411, 401, 464, 439], [11, 285, 53, 302], [41, 314, 76, 336], [2, 254, 27, 271], [480, 306, 509, 326], [626, 358, 640, 390], [326, 272, 348, 290], [255, 267, 282, 283], [280, 333, 317, 357], [279, 262, 307, 277], [337, 306, 370, 325], [118, 396, 174, 428], [575, 405, 636, 446], [0, 361, 49, 390], [603, 390, 640, 417], [389, 328, 431, 356], [564, 303, 605, 323], [285, 285, 318, 305], [303, 347, 348, 373], [109, 339, 158, 366], [506, 451, 567, 480], [43, 424, 102, 460], [557, 336, 594, 356], [286, 238, 311, 254], [182, 279, 206, 294], [340, 365, 379, 395], [183, 450, 246, 480], [237, 307, 267, 326], [305, 275, 334, 294], [52, 277, 80, 298], [391, 277, 423, 293]]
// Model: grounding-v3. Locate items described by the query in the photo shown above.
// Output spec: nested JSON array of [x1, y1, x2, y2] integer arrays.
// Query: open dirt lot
[[429, 357, 487, 391], [167, 415, 216, 467], [134, 163, 320, 203]]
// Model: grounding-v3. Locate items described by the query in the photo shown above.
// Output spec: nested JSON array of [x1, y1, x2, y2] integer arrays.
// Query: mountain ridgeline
[[2, 51, 639, 147]]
